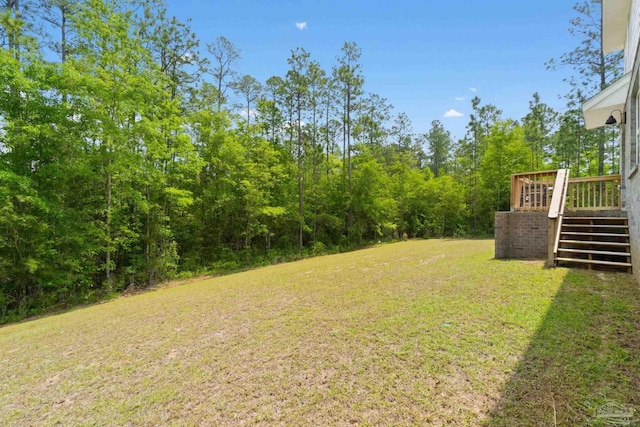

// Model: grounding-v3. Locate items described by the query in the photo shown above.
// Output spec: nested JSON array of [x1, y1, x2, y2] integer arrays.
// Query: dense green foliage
[[0, 0, 622, 320]]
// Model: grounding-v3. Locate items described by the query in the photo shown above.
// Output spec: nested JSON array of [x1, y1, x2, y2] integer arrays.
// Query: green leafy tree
[[206, 35, 240, 112], [480, 121, 530, 217], [352, 157, 397, 241], [37, 0, 79, 63], [458, 97, 501, 233], [263, 75, 286, 145], [353, 93, 391, 149], [232, 74, 262, 125], [522, 92, 557, 170], [334, 42, 364, 231], [424, 175, 466, 237], [306, 60, 327, 243], [425, 120, 452, 177], [286, 47, 310, 249], [69, 0, 194, 287], [392, 165, 431, 238]]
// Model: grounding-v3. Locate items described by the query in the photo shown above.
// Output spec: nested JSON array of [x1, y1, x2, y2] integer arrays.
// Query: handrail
[[548, 169, 568, 220], [548, 169, 569, 266], [567, 175, 620, 183]]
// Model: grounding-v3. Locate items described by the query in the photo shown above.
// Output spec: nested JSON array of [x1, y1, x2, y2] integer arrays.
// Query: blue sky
[[167, 0, 580, 140]]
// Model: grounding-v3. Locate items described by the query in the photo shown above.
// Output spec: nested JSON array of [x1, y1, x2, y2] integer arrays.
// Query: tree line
[[0, 0, 621, 321]]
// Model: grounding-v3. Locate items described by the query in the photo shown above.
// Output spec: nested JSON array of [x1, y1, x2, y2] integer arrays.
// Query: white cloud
[[455, 97, 465, 101], [181, 52, 195, 63], [295, 22, 307, 30], [241, 108, 257, 119], [469, 87, 477, 92], [444, 109, 464, 118]]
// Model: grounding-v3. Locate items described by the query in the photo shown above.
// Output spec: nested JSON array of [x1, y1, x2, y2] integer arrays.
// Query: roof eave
[[582, 72, 631, 129], [603, 0, 632, 54]]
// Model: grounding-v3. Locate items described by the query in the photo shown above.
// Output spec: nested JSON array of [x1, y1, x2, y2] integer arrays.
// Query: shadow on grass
[[485, 269, 640, 426]]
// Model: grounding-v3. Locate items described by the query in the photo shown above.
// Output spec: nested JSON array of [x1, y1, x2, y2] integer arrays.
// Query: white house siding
[[626, 0, 640, 72]]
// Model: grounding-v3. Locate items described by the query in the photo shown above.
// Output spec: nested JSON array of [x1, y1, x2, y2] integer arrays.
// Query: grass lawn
[[1, 239, 639, 426]]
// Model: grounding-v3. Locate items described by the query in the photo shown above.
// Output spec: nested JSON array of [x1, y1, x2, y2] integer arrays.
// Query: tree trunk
[[326, 98, 330, 176], [598, 41, 606, 175], [8, 0, 20, 61], [217, 77, 223, 113], [342, 104, 346, 183], [61, 12, 67, 63], [577, 126, 582, 178], [598, 127, 605, 175], [312, 102, 317, 244], [105, 156, 112, 288], [347, 87, 353, 231], [297, 92, 303, 250]]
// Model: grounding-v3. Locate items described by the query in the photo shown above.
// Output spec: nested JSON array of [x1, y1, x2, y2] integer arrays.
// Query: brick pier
[[494, 211, 548, 260]]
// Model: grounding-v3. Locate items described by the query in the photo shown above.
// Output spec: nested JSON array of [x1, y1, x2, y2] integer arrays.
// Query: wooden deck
[[510, 170, 621, 212], [509, 170, 630, 272]]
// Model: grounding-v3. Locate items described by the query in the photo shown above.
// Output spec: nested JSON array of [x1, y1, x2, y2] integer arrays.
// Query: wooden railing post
[[510, 174, 515, 211]]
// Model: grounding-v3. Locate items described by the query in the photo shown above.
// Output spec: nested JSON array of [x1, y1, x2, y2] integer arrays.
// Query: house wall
[[626, 176, 640, 283], [625, 0, 640, 73], [623, 22, 640, 283], [494, 212, 548, 260], [624, 96, 640, 283]]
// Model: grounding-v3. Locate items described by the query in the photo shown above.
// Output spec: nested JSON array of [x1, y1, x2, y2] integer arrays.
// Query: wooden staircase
[[511, 169, 632, 272], [555, 214, 632, 271]]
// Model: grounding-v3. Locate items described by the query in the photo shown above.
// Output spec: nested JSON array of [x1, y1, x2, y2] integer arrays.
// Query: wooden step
[[564, 217, 627, 221], [557, 213, 632, 271], [562, 224, 628, 229], [557, 248, 631, 257], [564, 216, 627, 221], [555, 257, 632, 267], [560, 232, 629, 237], [559, 240, 630, 247]]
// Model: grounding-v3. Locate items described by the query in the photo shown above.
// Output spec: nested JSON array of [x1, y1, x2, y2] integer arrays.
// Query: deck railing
[[510, 170, 558, 211], [566, 175, 621, 210], [511, 172, 621, 212]]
